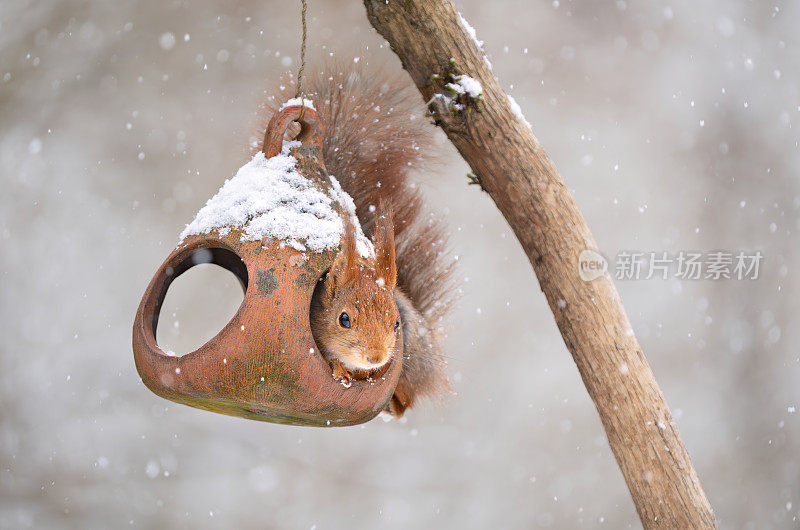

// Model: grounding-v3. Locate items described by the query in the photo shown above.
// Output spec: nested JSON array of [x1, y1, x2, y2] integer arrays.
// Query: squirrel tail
[[257, 64, 459, 414], [257, 64, 459, 328]]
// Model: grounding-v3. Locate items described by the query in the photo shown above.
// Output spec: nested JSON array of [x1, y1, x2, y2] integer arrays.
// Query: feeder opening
[[308, 267, 329, 359], [153, 247, 248, 357]]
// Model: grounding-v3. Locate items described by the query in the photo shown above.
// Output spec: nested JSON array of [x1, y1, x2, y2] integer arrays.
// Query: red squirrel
[[260, 65, 458, 417], [310, 212, 400, 386]]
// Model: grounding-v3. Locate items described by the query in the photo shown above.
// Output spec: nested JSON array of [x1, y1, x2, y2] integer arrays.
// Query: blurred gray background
[[1, 0, 798, 528]]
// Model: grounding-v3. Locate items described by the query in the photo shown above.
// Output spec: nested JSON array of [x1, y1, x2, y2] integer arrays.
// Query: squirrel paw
[[331, 360, 353, 388]]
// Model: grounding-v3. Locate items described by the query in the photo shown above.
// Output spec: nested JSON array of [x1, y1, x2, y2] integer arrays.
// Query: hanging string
[[295, 0, 308, 121]]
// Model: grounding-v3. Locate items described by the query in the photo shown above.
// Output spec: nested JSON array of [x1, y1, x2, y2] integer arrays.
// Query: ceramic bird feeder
[[132, 104, 403, 426]]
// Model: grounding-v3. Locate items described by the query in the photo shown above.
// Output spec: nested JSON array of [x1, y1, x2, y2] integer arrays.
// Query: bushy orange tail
[[258, 64, 458, 328]]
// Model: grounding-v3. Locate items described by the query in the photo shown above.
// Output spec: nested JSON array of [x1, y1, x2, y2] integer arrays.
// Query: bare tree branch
[[362, 1, 717, 527]]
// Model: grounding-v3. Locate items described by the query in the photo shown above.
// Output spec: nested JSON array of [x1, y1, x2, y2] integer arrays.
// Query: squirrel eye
[[394, 319, 400, 331], [339, 312, 351, 329]]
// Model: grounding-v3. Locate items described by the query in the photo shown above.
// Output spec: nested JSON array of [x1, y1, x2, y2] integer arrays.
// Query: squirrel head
[[316, 207, 400, 371]]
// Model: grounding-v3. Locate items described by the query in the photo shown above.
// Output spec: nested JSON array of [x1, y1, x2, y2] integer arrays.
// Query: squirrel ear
[[329, 215, 360, 291], [373, 201, 397, 290]]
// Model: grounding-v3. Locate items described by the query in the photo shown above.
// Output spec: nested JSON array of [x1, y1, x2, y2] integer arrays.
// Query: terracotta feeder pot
[[132, 105, 403, 426]]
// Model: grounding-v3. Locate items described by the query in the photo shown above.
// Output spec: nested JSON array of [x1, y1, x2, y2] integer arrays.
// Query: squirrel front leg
[[330, 359, 354, 388], [386, 289, 450, 417]]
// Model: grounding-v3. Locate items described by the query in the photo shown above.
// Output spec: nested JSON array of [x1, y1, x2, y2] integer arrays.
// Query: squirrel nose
[[367, 353, 386, 365]]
